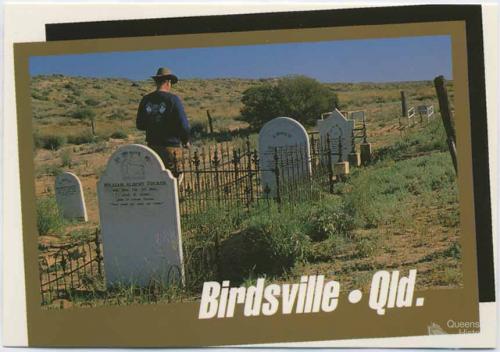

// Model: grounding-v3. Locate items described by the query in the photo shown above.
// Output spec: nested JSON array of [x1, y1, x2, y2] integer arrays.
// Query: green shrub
[[60, 149, 73, 167], [355, 237, 379, 258], [219, 207, 311, 283], [214, 129, 233, 142], [72, 107, 96, 120], [84, 98, 99, 106], [67, 131, 96, 144], [342, 153, 457, 228], [190, 121, 206, 137], [442, 242, 461, 260], [307, 234, 349, 262], [182, 207, 242, 290], [240, 75, 339, 129], [303, 196, 354, 241], [110, 130, 128, 139], [31, 90, 49, 101], [33, 131, 43, 149], [64, 83, 81, 96], [36, 164, 63, 177], [373, 118, 448, 162], [107, 109, 128, 120], [34, 134, 67, 150], [36, 197, 65, 236]]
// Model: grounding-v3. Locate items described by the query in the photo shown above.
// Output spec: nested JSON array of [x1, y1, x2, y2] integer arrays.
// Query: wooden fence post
[[90, 118, 96, 136], [434, 75, 458, 174], [206, 109, 214, 136], [401, 91, 408, 118]]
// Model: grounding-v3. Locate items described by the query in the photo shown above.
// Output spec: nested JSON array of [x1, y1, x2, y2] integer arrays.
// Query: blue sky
[[30, 35, 452, 83]]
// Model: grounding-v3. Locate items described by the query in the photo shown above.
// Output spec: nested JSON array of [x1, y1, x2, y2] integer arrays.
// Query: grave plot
[[97, 144, 184, 287], [32, 78, 461, 309], [258, 117, 312, 197], [55, 171, 88, 221]]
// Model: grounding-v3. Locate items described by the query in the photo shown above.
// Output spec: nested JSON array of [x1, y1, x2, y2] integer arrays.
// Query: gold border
[[14, 21, 479, 346]]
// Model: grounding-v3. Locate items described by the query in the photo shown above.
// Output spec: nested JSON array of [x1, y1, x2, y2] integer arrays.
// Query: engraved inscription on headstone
[[54, 171, 88, 221], [258, 117, 311, 196], [317, 109, 355, 163], [97, 144, 184, 287]]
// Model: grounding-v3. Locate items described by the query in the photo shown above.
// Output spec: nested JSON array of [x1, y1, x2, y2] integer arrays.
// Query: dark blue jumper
[[136, 91, 190, 147]]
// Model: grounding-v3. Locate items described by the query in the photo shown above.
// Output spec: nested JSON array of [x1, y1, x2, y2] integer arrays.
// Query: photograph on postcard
[[28, 36, 465, 310], [12, 13, 486, 346]]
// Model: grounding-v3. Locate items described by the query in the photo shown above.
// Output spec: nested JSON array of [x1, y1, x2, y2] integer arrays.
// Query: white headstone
[[55, 172, 88, 221], [97, 144, 184, 287], [258, 117, 311, 196], [417, 105, 428, 114], [317, 109, 355, 163], [417, 105, 434, 118]]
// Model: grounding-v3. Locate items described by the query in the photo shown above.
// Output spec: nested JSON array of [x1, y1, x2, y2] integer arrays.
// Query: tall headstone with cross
[[97, 144, 184, 287], [55, 172, 88, 221], [258, 117, 311, 197], [317, 109, 355, 164]]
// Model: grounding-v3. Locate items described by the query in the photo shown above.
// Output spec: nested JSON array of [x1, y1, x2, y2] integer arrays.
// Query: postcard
[[3, 3, 496, 348]]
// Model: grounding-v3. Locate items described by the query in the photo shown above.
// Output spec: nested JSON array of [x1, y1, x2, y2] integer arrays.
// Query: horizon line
[[30, 73, 452, 85]]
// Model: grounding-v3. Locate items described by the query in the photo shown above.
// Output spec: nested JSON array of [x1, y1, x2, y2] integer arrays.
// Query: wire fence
[[172, 139, 263, 221], [39, 229, 103, 305], [172, 132, 354, 224], [38, 123, 367, 306]]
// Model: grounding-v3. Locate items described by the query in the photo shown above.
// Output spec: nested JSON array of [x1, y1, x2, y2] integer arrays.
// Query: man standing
[[136, 67, 190, 176]]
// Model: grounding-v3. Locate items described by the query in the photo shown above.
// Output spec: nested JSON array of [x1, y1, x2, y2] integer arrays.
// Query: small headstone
[[348, 152, 361, 167], [259, 117, 311, 196], [360, 142, 373, 165], [317, 109, 354, 163], [97, 144, 184, 287], [55, 172, 88, 221], [417, 105, 428, 115], [334, 161, 350, 179], [417, 105, 434, 120]]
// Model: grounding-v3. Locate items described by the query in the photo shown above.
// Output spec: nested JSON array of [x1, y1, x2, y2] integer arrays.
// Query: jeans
[[148, 145, 183, 177]]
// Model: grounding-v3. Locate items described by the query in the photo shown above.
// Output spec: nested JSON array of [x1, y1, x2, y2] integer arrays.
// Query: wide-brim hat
[[151, 67, 178, 84]]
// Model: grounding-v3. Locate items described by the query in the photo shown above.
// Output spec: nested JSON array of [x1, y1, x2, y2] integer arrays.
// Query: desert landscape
[[31, 75, 460, 309]]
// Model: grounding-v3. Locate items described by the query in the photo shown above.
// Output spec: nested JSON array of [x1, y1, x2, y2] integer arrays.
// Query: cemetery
[[32, 76, 461, 308]]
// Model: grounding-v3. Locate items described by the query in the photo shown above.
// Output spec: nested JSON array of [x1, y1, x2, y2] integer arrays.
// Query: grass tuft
[[37, 196, 65, 236]]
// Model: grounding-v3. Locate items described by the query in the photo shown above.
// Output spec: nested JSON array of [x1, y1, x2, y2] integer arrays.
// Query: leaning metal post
[[172, 151, 180, 178], [94, 228, 102, 277], [363, 118, 368, 143], [351, 128, 356, 153], [213, 149, 221, 205], [246, 138, 254, 205], [337, 133, 343, 162], [326, 134, 335, 193], [252, 149, 259, 201], [193, 150, 202, 213], [273, 147, 282, 206]]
